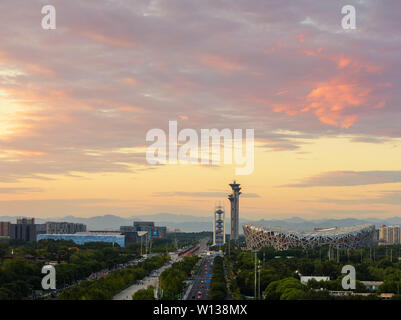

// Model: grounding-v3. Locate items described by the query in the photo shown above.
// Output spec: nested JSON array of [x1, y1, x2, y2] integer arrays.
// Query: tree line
[[58, 254, 169, 300], [159, 255, 199, 299], [0, 239, 137, 300], [209, 256, 227, 300], [225, 244, 401, 300]]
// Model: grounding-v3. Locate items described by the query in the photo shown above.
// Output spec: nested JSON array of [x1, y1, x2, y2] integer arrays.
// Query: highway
[[186, 254, 215, 300]]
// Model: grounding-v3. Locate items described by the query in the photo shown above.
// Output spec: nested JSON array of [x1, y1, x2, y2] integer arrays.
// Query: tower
[[213, 203, 225, 246], [228, 180, 241, 241]]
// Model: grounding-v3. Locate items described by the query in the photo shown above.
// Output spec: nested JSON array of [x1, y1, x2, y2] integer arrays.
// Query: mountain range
[[1, 214, 400, 233]]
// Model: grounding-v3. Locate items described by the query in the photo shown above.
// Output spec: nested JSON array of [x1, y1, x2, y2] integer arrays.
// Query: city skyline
[[0, 1, 401, 220]]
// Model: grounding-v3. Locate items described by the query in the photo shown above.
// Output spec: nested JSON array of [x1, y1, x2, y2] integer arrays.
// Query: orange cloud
[[305, 82, 380, 127], [27, 64, 54, 76], [122, 77, 141, 87], [336, 55, 352, 68], [332, 54, 381, 73], [117, 105, 147, 113], [272, 80, 386, 128], [81, 31, 135, 48]]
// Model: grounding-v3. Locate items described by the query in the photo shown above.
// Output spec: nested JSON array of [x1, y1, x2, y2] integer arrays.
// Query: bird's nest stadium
[[242, 224, 376, 250]]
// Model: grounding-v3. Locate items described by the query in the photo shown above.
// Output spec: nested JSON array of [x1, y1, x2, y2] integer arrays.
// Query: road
[[113, 252, 181, 300], [186, 254, 215, 300], [37, 255, 153, 300], [114, 238, 211, 300]]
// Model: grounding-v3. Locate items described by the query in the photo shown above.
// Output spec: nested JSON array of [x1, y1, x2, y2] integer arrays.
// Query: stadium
[[243, 224, 376, 250]]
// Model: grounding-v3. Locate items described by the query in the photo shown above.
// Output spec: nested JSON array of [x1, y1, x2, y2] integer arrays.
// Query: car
[[201, 285, 204, 288], [191, 295, 195, 299]]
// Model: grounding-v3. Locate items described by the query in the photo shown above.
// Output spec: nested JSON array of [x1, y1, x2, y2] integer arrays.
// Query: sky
[[0, 0, 400, 220]]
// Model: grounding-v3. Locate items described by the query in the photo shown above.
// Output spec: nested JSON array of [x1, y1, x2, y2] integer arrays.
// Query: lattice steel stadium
[[243, 224, 376, 250]]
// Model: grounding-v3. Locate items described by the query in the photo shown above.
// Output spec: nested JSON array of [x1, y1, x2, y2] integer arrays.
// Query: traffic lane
[[188, 256, 213, 300], [199, 258, 213, 300], [187, 259, 207, 300]]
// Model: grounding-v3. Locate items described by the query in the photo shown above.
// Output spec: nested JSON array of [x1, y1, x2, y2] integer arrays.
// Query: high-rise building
[[213, 204, 225, 246], [17, 217, 35, 225], [389, 225, 400, 244], [0, 222, 10, 236], [36, 224, 47, 236], [45, 222, 87, 234], [379, 225, 401, 244], [10, 217, 37, 242], [228, 181, 241, 241]]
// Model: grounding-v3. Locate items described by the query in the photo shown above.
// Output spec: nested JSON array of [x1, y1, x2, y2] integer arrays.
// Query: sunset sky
[[0, 0, 400, 220]]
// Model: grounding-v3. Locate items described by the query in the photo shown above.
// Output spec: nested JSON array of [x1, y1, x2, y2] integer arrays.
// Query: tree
[[264, 277, 305, 300], [132, 286, 155, 300]]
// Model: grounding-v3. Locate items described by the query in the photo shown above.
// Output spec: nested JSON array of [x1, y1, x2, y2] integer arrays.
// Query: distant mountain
[[1, 214, 400, 233]]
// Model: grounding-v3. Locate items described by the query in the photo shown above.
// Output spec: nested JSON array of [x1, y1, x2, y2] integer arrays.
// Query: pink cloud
[[199, 54, 244, 73]]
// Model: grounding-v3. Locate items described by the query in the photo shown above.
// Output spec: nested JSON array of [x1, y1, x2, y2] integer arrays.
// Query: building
[[152, 226, 167, 239], [120, 226, 135, 233], [36, 224, 47, 236], [213, 204, 225, 246], [45, 222, 87, 234], [134, 221, 154, 232], [9, 218, 37, 242], [17, 217, 35, 225], [132, 221, 166, 240], [243, 224, 376, 250], [0, 222, 10, 236], [300, 276, 330, 285], [228, 181, 241, 241], [120, 226, 136, 244], [37, 233, 125, 247], [379, 225, 401, 245], [361, 281, 383, 292]]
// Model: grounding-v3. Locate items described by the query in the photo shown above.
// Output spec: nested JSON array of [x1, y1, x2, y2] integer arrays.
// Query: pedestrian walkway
[[112, 262, 172, 300]]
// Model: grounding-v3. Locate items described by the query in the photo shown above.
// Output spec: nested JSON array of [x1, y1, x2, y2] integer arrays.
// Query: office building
[[132, 221, 166, 239], [152, 226, 167, 239], [133, 221, 154, 232]]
